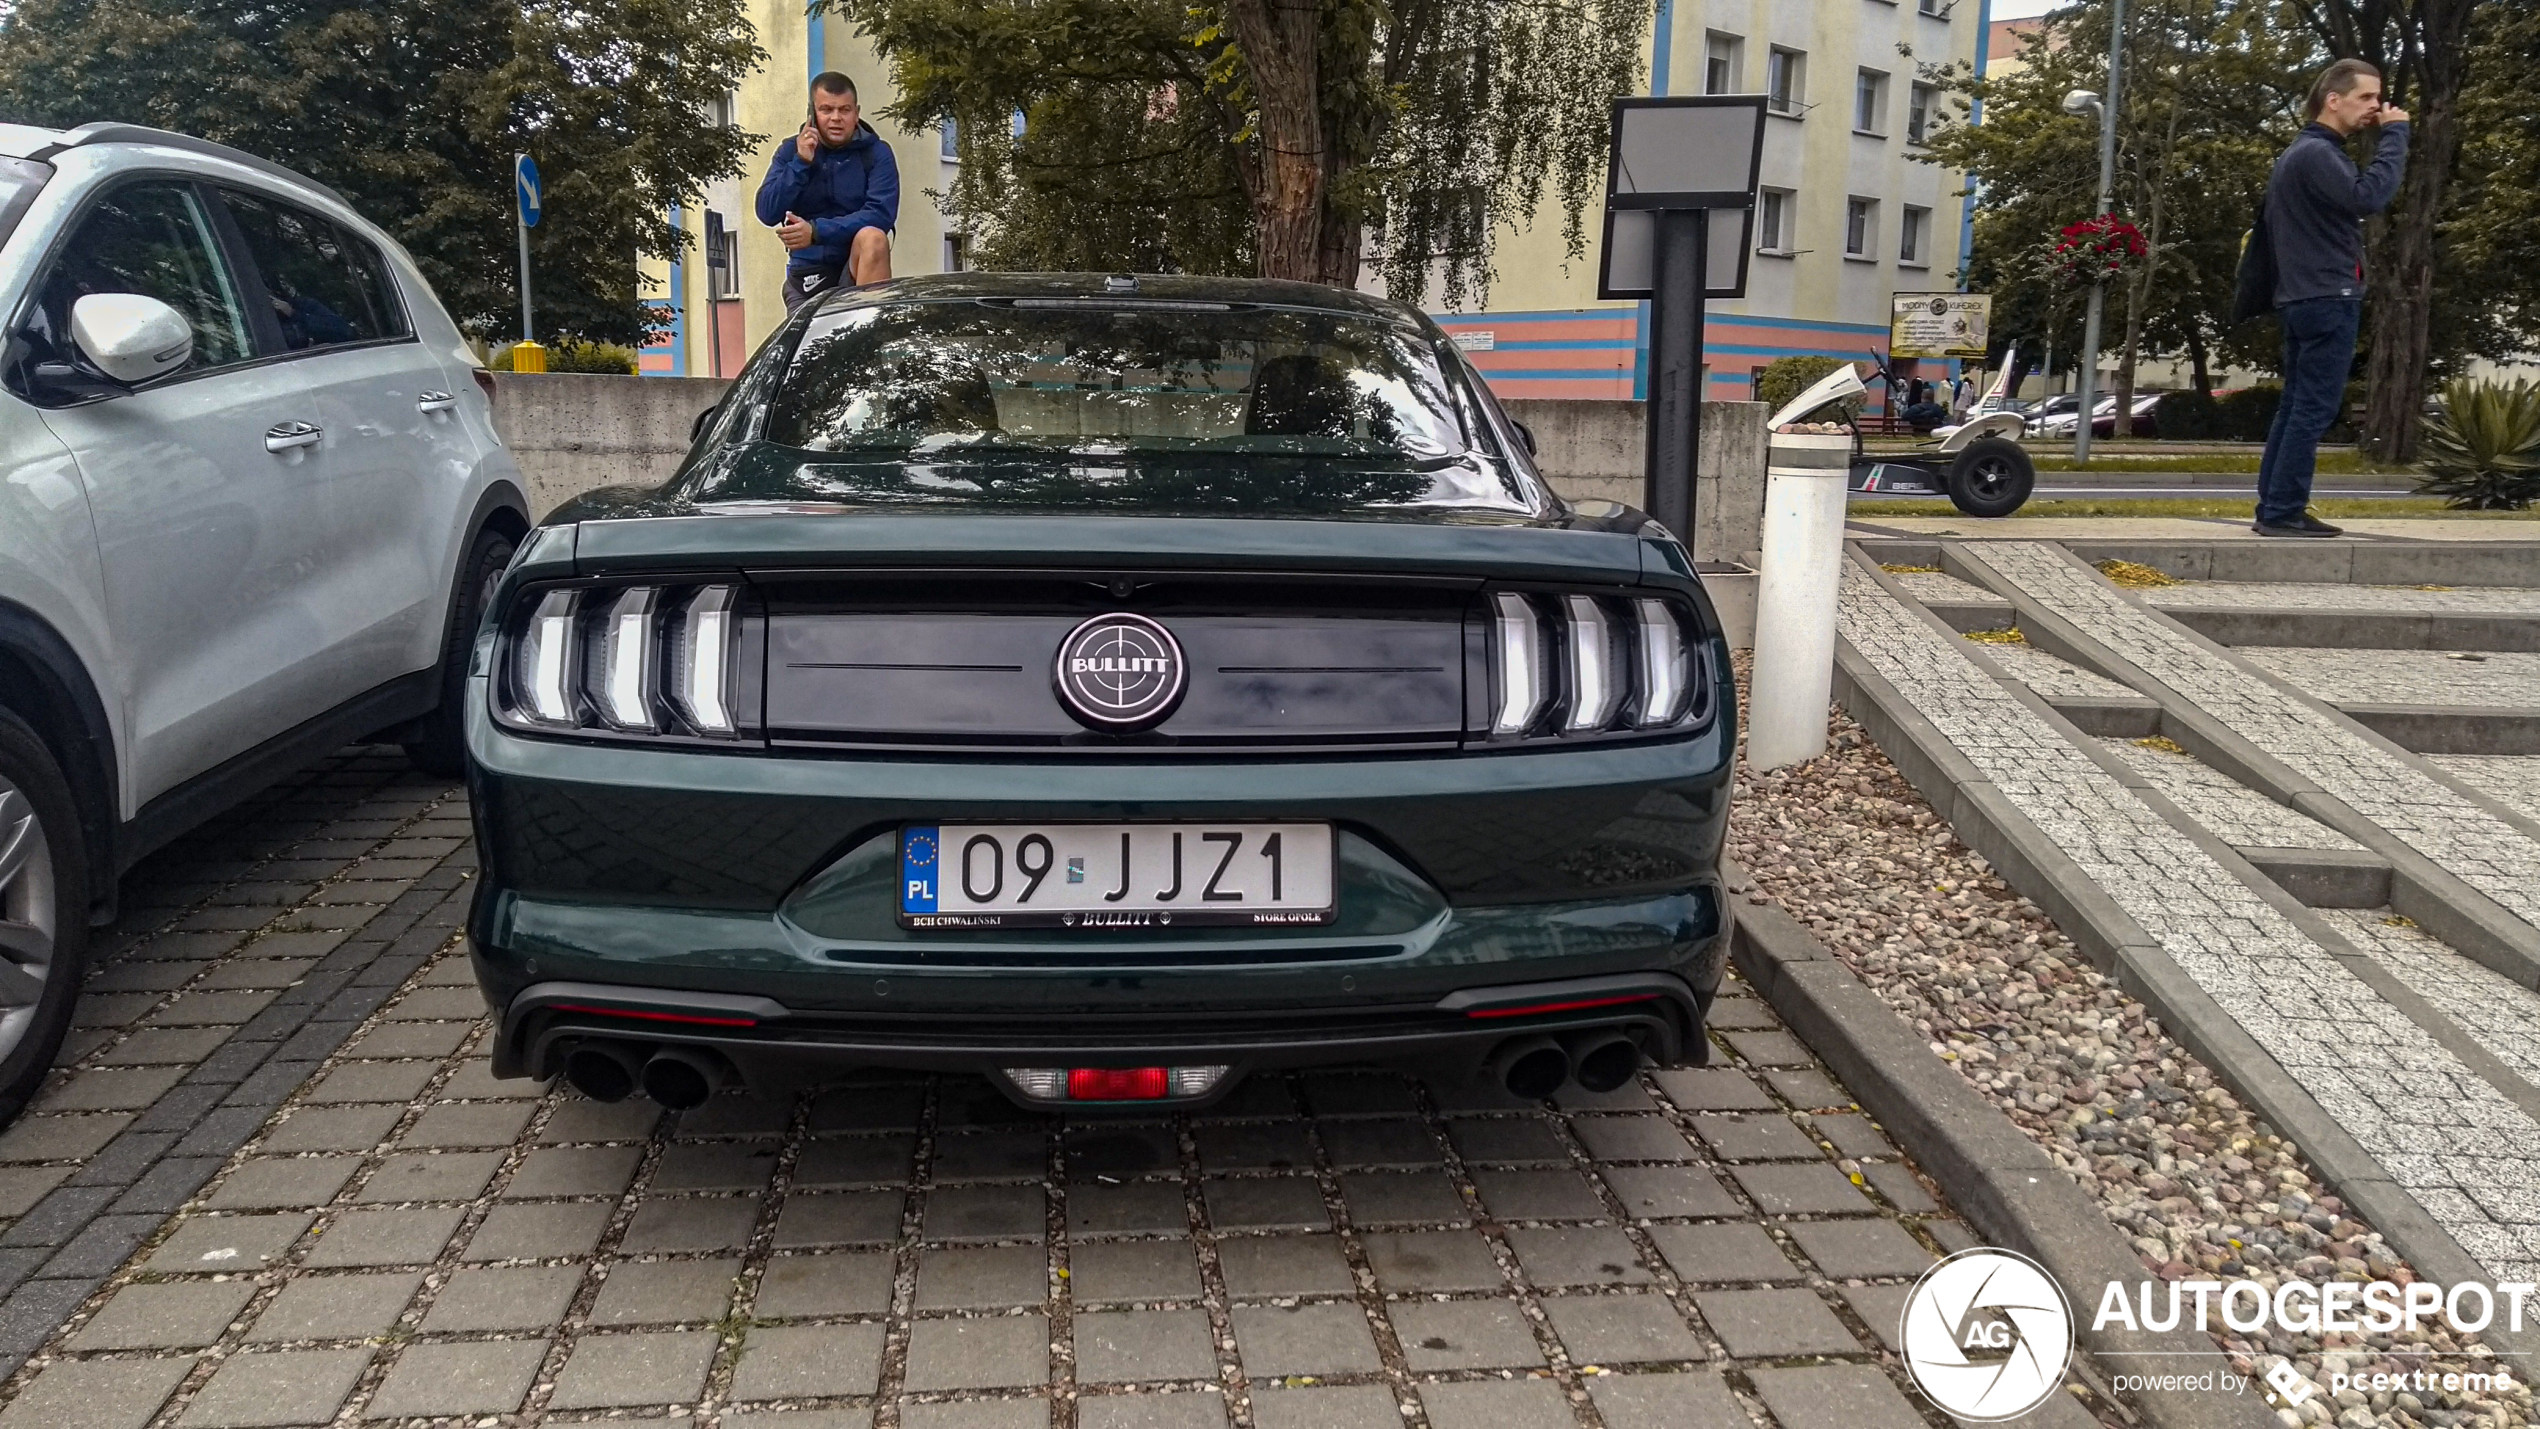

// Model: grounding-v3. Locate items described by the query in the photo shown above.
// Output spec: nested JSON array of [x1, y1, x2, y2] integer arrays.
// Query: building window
[[1766, 48, 1804, 115], [1704, 33, 1742, 95], [1899, 205, 1929, 264], [704, 212, 740, 299], [1757, 188, 1795, 253], [1919, 0, 1946, 13], [1854, 69, 1886, 134], [940, 117, 959, 162], [943, 233, 969, 272], [708, 91, 737, 129], [1908, 84, 1935, 144], [1845, 197, 1875, 257]]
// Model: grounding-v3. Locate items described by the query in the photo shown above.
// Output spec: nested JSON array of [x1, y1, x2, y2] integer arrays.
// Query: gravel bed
[[1728, 658, 2533, 1429]]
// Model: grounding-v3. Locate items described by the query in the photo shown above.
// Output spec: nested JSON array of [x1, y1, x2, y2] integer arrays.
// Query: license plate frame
[[898, 822, 1338, 930]]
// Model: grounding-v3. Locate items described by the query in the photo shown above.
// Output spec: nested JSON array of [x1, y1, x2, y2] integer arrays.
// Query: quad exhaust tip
[[640, 1048, 726, 1110], [563, 1043, 641, 1103], [1563, 1029, 1643, 1094], [1492, 1034, 1570, 1100]]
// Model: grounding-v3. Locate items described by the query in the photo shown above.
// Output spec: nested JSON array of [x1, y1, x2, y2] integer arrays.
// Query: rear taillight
[[494, 582, 755, 741], [1485, 590, 1709, 742]]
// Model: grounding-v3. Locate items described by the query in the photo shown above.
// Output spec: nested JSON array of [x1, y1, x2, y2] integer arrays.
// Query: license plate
[[899, 823, 1336, 929]]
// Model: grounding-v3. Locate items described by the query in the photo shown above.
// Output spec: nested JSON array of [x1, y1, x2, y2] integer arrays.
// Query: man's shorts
[[782, 265, 847, 314]]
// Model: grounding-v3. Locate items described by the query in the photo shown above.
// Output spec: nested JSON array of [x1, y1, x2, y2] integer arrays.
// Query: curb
[[1728, 891, 2272, 1429]]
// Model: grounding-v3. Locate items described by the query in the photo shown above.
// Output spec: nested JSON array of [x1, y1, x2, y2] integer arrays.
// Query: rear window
[[0, 159, 46, 252]]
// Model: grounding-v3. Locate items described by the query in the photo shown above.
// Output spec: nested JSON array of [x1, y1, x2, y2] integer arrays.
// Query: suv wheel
[[405, 524, 520, 778], [0, 709, 88, 1126]]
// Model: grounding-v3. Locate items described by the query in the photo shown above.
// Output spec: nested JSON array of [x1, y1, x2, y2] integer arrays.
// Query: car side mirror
[[691, 404, 718, 443], [1510, 419, 1537, 457], [71, 293, 191, 386]]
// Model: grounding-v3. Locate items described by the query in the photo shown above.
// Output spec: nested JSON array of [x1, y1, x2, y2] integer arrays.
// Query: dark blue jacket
[[2264, 120, 2407, 306], [754, 121, 900, 275]]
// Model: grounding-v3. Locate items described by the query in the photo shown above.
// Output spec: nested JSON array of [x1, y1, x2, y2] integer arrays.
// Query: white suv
[[0, 123, 531, 1117]]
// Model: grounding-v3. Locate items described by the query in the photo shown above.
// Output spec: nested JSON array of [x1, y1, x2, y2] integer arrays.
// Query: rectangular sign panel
[[1890, 292, 1991, 359]]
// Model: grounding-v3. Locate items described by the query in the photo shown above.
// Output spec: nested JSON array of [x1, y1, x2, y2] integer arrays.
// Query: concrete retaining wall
[[488, 372, 731, 516]]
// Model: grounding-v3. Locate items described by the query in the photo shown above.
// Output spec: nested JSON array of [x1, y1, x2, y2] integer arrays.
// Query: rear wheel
[[1946, 436, 2036, 518], [0, 709, 88, 1127], [404, 524, 519, 778]]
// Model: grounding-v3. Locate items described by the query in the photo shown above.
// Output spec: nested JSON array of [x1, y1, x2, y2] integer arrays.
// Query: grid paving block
[[1506, 1225, 1653, 1287], [0, 1112, 131, 1162], [111, 1154, 227, 1215], [342, 1021, 470, 1060], [1074, 1306, 1220, 1383], [1747, 1363, 1925, 1429], [901, 1313, 1051, 1390], [732, 1320, 887, 1398], [1213, 1233, 1354, 1299], [775, 1189, 905, 1247], [464, 1201, 614, 1260], [917, 1244, 1049, 1310], [1416, 1378, 1576, 1429], [1764, 1070, 1851, 1110], [793, 1133, 917, 1187], [223, 1058, 321, 1109], [592, 1256, 743, 1324], [652, 1139, 781, 1192], [258, 1105, 400, 1154], [1689, 1115, 1820, 1162], [245, 1270, 422, 1341], [928, 1182, 1050, 1240], [97, 1027, 234, 1065], [68, 1278, 258, 1349], [175, 1107, 291, 1160], [1728, 1162, 1874, 1216], [807, 1083, 926, 1132], [1570, 1117, 1696, 1163], [44, 1212, 165, 1275], [1194, 1122, 1313, 1173], [196, 957, 316, 991], [1251, 1385, 1399, 1429], [1070, 1239, 1202, 1304], [1723, 1031, 1811, 1067], [1316, 1119, 1440, 1168], [0, 1167, 66, 1219], [0, 1182, 116, 1248], [1785, 1219, 1936, 1279], [1199, 1177, 1327, 1231], [548, 1328, 721, 1408], [1446, 1117, 1570, 1165], [1470, 1168, 1605, 1221], [1360, 1229, 1507, 1293], [178, 1040, 275, 1088], [1077, 1389, 1228, 1429], [932, 1130, 1050, 1182], [1693, 1287, 1867, 1359], [1647, 1223, 1799, 1284], [73, 993, 157, 1029], [506, 1144, 646, 1198], [144, 1211, 314, 1272], [366, 1336, 549, 1418], [1065, 1126, 1180, 1179], [1704, 995, 1778, 1031], [1301, 1072, 1420, 1117], [433, 1060, 541, 1100], [134, 1085, 232, 1136], [398, 1100, 535, 1148], [1338, 1169, 1467, 1226], [356, 1149, 503, 1203], [1553, 1082, 1659, 1114], [726, 1410, 875, 1429], [1587, 1371, 1751, 1429], [1067, 1181, 1190, 1235], [539, 1096, 663, 1143], [300, 1060, 436, 1104], [1811, 1113, 1894, 1162], [176, 1345, 371, 1427], [383, 986, 487, 1020], [755, 1250, 894, 1317], [1390, 1297, 1543, 1371], [33, 1065, 187, 1112], [1231, 1301, 1382, 1377], [301, 1204, 465, 1267], [0, 1354, 191, 1429], [145, 990, 281, 1027], [1840, 1283, 1912, 1354], [425, 1263, 585, 1331], [899, 1399, 1046, 1429], [1545, 1292, 1706, 1364], [64, 1129, 180, 1187], [1649, 1068, 1774, 1112], [619, 1195, 759, 1253]]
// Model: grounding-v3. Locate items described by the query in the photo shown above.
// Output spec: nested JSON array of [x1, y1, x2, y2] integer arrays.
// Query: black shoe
[[2253, 513, 2344, 537]]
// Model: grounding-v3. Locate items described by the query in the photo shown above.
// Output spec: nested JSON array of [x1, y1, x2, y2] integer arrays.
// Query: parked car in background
[[2031, 391, 2168, 439], [467, 272, 1736, 1115], [0, 122, 530, 1121]]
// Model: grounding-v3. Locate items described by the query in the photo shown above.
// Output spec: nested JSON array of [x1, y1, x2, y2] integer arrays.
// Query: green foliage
[[0, 0, 763, 346], [822, 0, 1650, 303], [1756, 356, 1853, 416], [491, 339, 639, 374], [2437, 0, 2540, 368], [2414, 378, 2540, 510]]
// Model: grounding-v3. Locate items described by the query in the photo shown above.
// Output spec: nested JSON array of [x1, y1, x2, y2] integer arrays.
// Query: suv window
[[217, 187, 411, 351], [21, 182, 255, 379]]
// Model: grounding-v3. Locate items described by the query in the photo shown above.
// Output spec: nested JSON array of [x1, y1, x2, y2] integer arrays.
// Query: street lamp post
[[2066, 0, 2124, 462]]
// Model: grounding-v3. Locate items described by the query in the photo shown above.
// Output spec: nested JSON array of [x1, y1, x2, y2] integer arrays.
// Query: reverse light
[[1564, 595, 1623, 732], [1492, 592, 1547, 736], [1635, 598, 1690, 727], [595, 588, 658, 731], [1002, 1065, 1231, 1102], [672, 586, 737, 735], [517, 590, 580, 726]]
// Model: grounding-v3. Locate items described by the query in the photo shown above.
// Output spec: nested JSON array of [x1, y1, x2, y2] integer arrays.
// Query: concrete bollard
[[1745, 431, 1853, 770]]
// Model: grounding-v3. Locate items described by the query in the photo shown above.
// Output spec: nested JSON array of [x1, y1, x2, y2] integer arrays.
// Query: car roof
[[810, 271, 1427, 326], [0, 122, 348, 206]]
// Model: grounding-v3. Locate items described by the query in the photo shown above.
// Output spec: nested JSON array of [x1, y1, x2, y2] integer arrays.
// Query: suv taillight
[[493, 582, 758, 742], [1486, 591, 1710, 742]]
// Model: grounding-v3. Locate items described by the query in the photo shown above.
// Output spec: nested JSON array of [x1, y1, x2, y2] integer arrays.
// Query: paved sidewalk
[[0, 757, 2042, 1429]]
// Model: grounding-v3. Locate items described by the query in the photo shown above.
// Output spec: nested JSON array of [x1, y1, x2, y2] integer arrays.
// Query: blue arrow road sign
[[515, 154, 542, 228]]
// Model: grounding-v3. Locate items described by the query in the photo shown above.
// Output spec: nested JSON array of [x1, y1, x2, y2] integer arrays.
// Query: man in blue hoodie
[[757, 71, 901, 313], [2251, 58, 2408, 538]]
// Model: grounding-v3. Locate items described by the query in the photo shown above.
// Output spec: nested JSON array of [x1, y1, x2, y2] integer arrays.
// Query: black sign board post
[[1597, 97, 1768, 541]]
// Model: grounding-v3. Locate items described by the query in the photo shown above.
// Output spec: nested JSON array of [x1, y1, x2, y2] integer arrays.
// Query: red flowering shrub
[[2053, 213, 2147, 286]]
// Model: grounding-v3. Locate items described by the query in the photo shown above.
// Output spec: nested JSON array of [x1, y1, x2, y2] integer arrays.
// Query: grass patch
[[1849, 495, 2540, 519], [2095, 558, 2182, 588], [1964, 627, 2027, 644]]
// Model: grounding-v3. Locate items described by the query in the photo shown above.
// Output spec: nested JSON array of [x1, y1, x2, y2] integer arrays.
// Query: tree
[[822, 0, 1651, 304], [2434, 0, 2540, 369], [0, 0, 763, 346]]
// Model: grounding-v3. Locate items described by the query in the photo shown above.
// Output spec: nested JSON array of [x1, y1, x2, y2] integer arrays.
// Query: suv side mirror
[[1510, 419, 1537, 457], [70, 293, 191, 386]]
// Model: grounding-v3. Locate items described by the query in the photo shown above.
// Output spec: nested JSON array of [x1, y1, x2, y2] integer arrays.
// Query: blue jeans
[[2255, 297, 2362, 526]]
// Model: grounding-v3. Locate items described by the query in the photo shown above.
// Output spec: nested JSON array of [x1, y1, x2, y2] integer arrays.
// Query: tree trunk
[[1222, 0, 1325, 281], [2188, 323, 2212, 398], [2359, 85, 2461, 461]]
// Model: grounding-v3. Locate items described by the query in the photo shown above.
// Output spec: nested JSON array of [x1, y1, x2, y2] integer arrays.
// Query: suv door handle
[[264, 420, 323, 453], [417, 391, 458, 413]]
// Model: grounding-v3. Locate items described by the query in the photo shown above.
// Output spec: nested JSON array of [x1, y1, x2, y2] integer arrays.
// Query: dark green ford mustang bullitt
[[464, 272, 1734, 1112]]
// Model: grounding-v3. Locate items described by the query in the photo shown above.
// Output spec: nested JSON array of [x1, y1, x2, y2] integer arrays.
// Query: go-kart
[[1765, 364, 2037, 518]]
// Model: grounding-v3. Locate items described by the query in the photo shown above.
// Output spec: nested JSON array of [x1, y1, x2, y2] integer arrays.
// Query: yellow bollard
[[510, 341, 547, 374]]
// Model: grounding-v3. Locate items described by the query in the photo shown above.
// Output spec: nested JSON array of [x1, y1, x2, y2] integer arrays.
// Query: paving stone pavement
[[2141, 582, 2540, 615], [2094, 739, 2361, 853], [1963, 644, 2140, 704], [2429, 757, 2540, 825], [0, 752, 2056, 1429], [1838, 561, 2540, 1279], [2239, 648, 2540, 709]]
